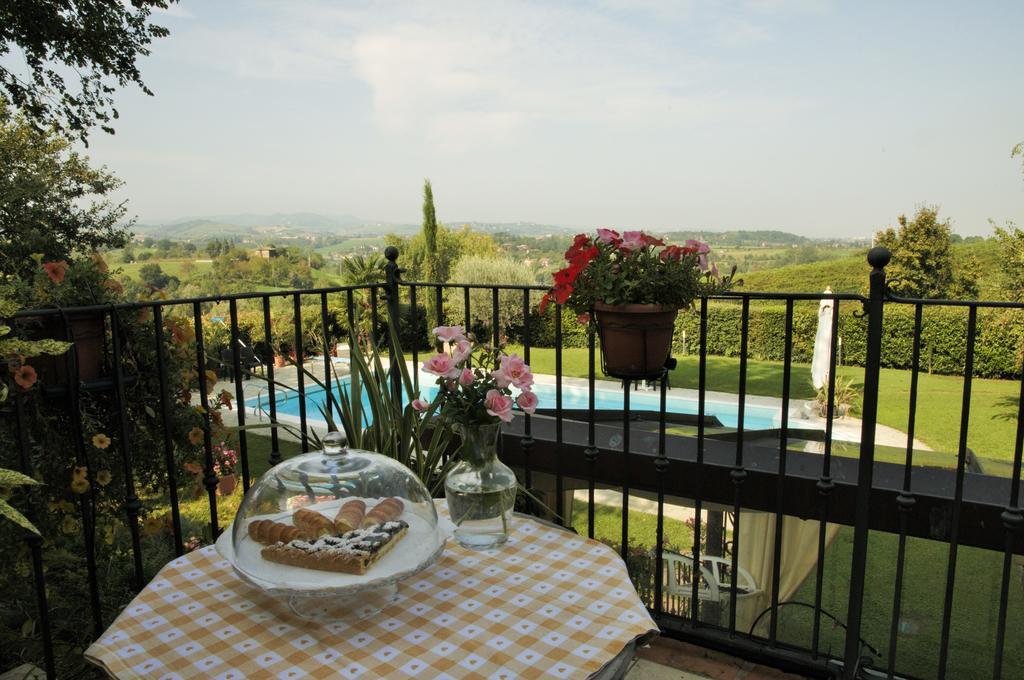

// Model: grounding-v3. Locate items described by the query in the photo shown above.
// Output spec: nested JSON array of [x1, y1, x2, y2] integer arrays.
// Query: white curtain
[[736, 513, 840, 634]]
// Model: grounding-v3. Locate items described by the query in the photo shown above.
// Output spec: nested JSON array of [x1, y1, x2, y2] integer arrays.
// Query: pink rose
[[491, 354, 534, 390], [451, 339, 473, 364], [576, 313, 590, 324], [433, 325, 467, 343], [411, 398, 429, 412], [422, 353, 460, 378], [516, 390, 538, 414], [459, 367, 475, 387], [596, 228, 620, 244], [484, 389, 515, 423]]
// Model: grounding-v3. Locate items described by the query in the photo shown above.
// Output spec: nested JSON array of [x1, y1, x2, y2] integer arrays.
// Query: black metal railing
[[1, 246, 1021, 679]]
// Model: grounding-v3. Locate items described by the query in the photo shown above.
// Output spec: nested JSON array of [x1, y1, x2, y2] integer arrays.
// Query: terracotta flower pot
[[593, 303, 679, 379], [217, 473, 237, 496], [30, 311, 106, 383], [273, 354, 287, 368]]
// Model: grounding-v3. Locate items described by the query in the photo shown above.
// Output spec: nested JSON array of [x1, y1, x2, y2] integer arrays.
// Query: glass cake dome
[[220, 432, 447, 619]]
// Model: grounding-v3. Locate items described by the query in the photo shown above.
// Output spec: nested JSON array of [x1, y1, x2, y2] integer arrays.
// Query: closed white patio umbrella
[[810, 287, 834, 391]]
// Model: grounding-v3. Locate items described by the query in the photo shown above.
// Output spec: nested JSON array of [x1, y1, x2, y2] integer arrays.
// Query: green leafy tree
[[137, 263, 177, 290], [993, 220, 1024, 301], [340, 254, 386, 285], [0, 100, 131, 280], [0, 0, 175, 141], [1014, 141, 1023, 177], [385, 226, 499, 282], [874, 205, 979, 299], [446, 256, 537, 341]]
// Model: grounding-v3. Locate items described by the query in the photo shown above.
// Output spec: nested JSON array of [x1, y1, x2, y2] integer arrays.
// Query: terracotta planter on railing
[[593, 302, 679, 379], [30, 311, 106, 383], [217, 473, 237, 496]]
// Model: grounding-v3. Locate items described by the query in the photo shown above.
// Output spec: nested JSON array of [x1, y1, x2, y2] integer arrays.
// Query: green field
[[315, 237, 386, 255], [116, 259, 214, 279]]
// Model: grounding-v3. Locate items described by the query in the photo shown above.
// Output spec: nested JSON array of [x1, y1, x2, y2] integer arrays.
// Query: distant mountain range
[[131, 213, 867, 246], [131, 214, 577, 241]]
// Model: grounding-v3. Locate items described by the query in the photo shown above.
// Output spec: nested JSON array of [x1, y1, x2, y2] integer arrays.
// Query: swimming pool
[[247, 377, 779, 431]]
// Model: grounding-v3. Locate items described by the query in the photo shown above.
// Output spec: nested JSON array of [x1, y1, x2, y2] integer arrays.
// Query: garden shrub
[[672, 301, 1024, 379]]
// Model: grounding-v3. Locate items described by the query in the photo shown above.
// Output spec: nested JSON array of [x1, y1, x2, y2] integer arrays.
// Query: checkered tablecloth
[[85, 501, 657, 679]]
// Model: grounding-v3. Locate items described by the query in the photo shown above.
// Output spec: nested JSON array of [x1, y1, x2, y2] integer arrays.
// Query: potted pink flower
[[212, 443, 239, 496], [416, 325, 538, 549]]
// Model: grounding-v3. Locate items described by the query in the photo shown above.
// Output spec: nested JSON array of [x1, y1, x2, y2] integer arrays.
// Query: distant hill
[[660, 230, 866, 248], [448, 221, 575, 236], [133, 213, 417, 241], [741, 240, 1001, 296]]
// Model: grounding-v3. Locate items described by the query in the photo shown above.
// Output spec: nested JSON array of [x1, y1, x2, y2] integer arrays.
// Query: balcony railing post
[[383, 246, 404, 402], [843, 246, 890, 678]]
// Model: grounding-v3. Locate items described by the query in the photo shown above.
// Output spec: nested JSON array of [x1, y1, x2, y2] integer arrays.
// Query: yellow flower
[[188, 427, 204, 446], [205, 369, 218, 393], [72, 466, 88, 480], [96, 469, 112, 487], [58, 500, 75, 513], [61, 516, 80, 535], [91, 433, 111, 450], [103, 524, 115, 545], [71, 477, 90, 495]]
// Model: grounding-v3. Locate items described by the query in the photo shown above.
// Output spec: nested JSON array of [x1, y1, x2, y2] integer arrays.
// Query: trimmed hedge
[[426, 296, 1024, 379], [672, 301, 1024, 379]]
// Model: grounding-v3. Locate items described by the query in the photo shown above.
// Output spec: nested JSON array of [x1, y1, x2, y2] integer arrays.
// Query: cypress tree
[[422, 179, 439, 283]]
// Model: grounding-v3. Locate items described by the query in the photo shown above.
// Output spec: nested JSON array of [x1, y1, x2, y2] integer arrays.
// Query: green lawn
[[507, 346, 1022, 469], [569, 501, 1024, 680]]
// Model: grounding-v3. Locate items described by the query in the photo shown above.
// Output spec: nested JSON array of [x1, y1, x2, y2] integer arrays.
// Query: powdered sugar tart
[[218, 496, 448, 595]]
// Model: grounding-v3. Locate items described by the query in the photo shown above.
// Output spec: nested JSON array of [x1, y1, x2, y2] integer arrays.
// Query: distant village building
[[255, 246, 279, 259]]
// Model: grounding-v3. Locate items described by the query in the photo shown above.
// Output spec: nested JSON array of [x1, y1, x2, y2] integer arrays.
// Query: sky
[[68, 1, 1024, 237]]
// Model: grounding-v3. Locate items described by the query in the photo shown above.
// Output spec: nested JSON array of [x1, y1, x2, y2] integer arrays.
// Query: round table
[[86, 501, 657, 679]]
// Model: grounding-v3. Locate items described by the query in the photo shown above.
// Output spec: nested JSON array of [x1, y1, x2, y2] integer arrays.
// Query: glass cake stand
[[217, 433, 452, 620]]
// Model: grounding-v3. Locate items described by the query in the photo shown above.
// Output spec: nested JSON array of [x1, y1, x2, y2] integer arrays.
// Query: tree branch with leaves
[[0, 0, 175, 142]]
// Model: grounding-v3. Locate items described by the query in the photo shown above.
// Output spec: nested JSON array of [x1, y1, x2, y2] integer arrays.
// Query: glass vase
[[444, 422, 517, 550]]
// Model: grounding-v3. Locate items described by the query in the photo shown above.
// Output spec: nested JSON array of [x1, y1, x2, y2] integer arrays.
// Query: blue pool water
[[248, 378, 779, 431]]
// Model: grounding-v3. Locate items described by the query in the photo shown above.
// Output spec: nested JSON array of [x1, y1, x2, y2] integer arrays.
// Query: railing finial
[[867, 246, 891, 271]]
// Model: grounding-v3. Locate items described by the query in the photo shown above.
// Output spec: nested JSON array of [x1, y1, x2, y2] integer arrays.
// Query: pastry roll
[[247, 519, 306, 545], [334, 499, 366, 533], [362, 497, 405, 527], [292, 508, 334, 537]]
